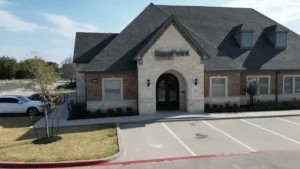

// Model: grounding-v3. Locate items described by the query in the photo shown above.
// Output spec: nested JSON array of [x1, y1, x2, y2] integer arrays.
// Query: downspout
[[275, 70, 280, 103]]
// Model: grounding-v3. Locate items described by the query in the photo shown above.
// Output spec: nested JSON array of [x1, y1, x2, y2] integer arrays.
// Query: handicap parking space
[[117, 116, 300, 161]]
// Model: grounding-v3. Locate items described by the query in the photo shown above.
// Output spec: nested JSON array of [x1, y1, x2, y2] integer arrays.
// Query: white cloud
[[42, 13, 99, 38], [51, 39, 65, 44], [0, 10, 39, 32], [224, 0, 300, 24], [0, 0, 9, 6]]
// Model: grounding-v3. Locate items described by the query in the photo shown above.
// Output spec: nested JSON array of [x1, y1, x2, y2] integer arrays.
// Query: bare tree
[[61, 56, 76, 82], [29, 56, 59, 138]]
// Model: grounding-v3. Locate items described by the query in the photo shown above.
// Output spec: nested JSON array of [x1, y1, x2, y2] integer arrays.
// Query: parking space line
[[241, 119, 300, 145], [277, 117, 300, 127], [161, 123, 196, 156], [202, 121, 256, 152]]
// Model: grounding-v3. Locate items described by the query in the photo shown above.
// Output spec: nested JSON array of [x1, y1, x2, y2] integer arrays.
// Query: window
[[276, 33, 287, 47], [284, 76, 300, 94], [0, 98, 19, 103], [102, 78, 123, 101], [210, 77, 227, 97], [247, 76, 270, 95], [241, 32, 253, 47]]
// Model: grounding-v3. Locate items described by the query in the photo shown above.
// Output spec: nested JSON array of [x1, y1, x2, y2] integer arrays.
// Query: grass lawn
[[0, 116, 118, 162]]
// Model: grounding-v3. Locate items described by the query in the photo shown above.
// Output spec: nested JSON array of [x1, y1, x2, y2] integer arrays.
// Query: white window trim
[[209, 76, 228, 98], [102, 78, 123, 102], [246, 75, 271, 95], [283, 75, 300, 94], [276, 32, 287, 47]]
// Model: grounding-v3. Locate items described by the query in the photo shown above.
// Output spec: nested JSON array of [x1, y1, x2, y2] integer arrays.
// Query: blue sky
[[0, 0, 300, 65]]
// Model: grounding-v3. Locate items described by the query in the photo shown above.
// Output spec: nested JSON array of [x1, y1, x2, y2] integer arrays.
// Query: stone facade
[[75, 64, 87, 102], [137, 24, 205, 114]]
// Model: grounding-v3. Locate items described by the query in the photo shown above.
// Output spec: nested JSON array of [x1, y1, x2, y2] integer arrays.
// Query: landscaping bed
[[0, 116, 118, 162], [68, 102, 138, 120], [205, 100, 300, 113]]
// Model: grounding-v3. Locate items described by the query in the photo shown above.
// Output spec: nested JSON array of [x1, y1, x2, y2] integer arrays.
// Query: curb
[[0, 123, 124, 169], [143, 113, 300, 124]]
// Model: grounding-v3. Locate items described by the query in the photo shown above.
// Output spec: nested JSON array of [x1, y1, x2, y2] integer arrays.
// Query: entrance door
[[156, 73, 179, 110]]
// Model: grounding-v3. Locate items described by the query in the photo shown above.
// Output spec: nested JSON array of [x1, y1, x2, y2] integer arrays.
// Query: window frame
[[276, 32, 287, 48], [209, 76, 228, 98], [283, 75, 300, 94], [102, 78, 123, 102], [241, 32, 253, 48], [246, 75, 271, 95]]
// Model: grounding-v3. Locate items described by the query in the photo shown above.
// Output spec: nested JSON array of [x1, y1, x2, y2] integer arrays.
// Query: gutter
[[275, 70, 280, 103]]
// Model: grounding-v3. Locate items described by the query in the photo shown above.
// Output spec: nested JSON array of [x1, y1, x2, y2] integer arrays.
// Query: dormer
[[232, 24, 254, 49], [264, 25, 288, 49]]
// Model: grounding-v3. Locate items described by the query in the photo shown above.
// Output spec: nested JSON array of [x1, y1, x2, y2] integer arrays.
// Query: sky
[[0, 0, 300, 65]]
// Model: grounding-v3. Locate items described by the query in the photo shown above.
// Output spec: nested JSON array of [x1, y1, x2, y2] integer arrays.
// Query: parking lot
[[117, 116, 300, 161]]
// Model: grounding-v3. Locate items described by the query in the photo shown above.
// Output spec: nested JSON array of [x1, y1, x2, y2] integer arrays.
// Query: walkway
[[34, 98, 300, 128]]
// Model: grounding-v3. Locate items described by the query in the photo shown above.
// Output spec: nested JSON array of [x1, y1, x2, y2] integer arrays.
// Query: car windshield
[[16, 96, 31, 103]]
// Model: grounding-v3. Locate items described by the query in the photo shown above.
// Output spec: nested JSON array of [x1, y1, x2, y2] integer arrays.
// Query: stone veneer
[[137, 24, 205, 114]]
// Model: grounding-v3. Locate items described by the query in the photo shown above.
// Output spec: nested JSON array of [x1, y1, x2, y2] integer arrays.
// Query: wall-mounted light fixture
[[147, 79, 150, 87], [194, 78, 198, 86]]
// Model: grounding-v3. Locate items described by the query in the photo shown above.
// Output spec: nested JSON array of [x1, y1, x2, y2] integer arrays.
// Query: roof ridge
[[156, 4, 253, 9], [153, 3, 170, 16]]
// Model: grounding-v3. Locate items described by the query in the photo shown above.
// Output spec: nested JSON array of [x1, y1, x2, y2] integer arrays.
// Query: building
[[73, 3, 300, 115]]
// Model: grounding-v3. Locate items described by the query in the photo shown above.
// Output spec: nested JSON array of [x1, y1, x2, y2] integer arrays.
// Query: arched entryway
[[156, 73, 179, 110]]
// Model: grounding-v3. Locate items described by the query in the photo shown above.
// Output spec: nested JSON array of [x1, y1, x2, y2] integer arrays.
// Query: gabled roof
[[73, 32, 118, 63], [134, 15, 207, 61], [231, 24, 254, 34], [264, 25, 289, 34], [79, 3, 300, 72]]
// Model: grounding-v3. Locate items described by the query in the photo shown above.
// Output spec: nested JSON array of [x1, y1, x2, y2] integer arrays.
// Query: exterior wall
[[75, 64, 87, 102], [138, 24, 204, 114], [204, 70, 300, 106], [85, 71, 137, 111]]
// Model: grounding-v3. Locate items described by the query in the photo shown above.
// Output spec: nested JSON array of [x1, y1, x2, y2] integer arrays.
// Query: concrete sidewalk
[[34, 104, 300, 128]]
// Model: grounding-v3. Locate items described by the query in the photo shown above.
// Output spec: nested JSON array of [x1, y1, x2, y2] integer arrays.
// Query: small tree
[[29, 56, 59, 138], [244, 79, 260, 109], [60, 56, 76, 82]]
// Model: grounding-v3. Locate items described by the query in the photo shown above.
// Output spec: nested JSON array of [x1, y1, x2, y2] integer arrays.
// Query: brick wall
[[86, 71, 137, 101], [205, 70, 300, 97], [204, 71, 241, 97]]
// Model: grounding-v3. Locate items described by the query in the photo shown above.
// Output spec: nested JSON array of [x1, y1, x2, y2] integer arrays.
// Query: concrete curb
[[142, 113, 300, 124], [0, 123, 123, 168]]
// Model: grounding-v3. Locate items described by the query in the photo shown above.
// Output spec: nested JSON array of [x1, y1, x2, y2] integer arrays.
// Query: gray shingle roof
[[73, 32, 118, 63], [79, 3, 300, 72]]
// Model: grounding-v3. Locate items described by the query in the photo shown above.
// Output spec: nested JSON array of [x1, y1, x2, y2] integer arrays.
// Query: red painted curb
[[1, 148, 300, 168]]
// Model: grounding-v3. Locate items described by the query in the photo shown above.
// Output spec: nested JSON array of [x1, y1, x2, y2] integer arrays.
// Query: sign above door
[[155, 50, 189, 60]]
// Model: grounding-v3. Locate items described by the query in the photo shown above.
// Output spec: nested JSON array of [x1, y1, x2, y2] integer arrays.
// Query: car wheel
[[27, 107, 39, 116]]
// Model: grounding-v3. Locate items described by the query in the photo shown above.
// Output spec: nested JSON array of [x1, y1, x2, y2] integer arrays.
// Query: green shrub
[[107, 109, 114, 117], [126, 107, 133, 114], [116, 108, 123, 116], [204, 104, 211, 112], [69, 102, 90, 119]]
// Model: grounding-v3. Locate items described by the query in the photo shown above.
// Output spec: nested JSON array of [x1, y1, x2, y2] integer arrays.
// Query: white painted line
[[202, 121, 256, 152], [161, 123, 196, 156], [241, 119, 300, 145], [277, 117, 300, 127]]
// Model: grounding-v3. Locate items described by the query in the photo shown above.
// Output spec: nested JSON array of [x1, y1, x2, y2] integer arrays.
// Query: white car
[[0, 95, 44, 115]]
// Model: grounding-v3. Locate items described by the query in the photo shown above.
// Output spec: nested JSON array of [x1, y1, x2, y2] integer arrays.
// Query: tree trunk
[[44, 103, 49, 138]]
